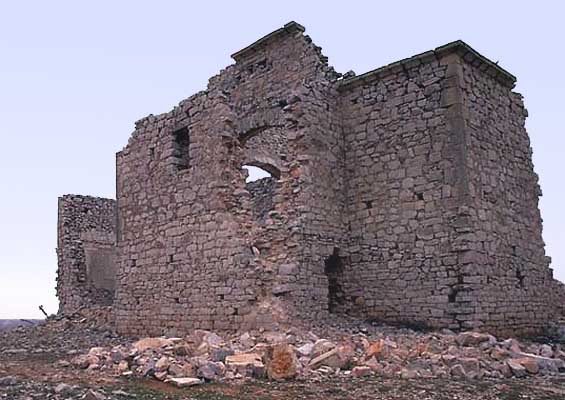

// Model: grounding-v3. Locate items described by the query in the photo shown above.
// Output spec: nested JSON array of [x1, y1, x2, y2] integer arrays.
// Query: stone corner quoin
[[55, 21, 565, 337]]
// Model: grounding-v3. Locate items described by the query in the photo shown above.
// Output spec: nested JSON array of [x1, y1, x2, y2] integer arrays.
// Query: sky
[[0, 1, 563, 319]]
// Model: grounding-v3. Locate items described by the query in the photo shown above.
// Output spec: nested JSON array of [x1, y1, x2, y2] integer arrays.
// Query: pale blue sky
[[0, 1, 563, 318]]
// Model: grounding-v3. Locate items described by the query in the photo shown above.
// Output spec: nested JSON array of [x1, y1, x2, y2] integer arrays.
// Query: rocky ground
[[1, 314, 565, 399], [0, 320, 42, 332]]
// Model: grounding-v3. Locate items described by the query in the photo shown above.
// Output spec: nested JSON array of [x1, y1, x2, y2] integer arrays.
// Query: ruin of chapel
[[56, 22, 564, 336]]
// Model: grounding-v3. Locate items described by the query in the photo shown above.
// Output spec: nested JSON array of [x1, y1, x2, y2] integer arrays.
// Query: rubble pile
[[0, 309, 123, 358], [70, 327, 565, 386]]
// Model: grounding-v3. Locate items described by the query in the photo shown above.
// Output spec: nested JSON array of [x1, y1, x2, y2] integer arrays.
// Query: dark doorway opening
[[172, 127, 190, 170], [324, 247, 345, 313]]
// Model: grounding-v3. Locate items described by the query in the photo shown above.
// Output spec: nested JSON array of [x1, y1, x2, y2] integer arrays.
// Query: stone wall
[[338, 52, 457, 329], [550, 279, 565, 318], [56, 195, 116, 314], [458, 56, 555, 335], [113, 22, 344, 335], [57, 22, 558, 336], [335, 43, 556, 335], [246, 177, 276, 222]]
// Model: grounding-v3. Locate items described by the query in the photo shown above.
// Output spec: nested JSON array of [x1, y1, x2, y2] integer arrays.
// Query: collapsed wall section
[[56, 195, 116, 314], [113, 90, 265, 336], [113, 22, 343, 335]]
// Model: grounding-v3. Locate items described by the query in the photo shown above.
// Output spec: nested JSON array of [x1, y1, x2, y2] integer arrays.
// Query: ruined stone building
[[56, 22, 564, 337]]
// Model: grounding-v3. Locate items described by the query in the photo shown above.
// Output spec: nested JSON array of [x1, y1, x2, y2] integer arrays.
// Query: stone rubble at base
[[71, 325, 565, 383]]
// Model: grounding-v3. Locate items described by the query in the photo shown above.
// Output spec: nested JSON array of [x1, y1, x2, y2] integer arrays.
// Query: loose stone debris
[[71, 327, 565, 384], [2, 315, 565, 399]]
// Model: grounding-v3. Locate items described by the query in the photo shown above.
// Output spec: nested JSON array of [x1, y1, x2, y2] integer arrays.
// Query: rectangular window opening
[[173, 127, 190, 170]]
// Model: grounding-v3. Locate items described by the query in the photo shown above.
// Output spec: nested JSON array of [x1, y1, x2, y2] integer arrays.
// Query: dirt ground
[[2, 352, 565, 400]]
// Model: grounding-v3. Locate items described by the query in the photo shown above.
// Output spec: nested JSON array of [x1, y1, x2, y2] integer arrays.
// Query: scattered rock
[[351, 366, 372, 377], [226, 353, 265, 377], [54, 383, 74, 395], [132, 337, 173, 352], [155, 356, 170, 372], [168, 362, 195, 377], [0, 376, 17, 386], [265, 343, 300, 380], [82, 389, 107, 400], [450, 358, 480, 379], [309, 344, 354, 370], [540, 344, 554, 358], [455, 332, 494, 347], [296, 342, 314, 357], [210, 347, 234, 362], [365, 339, 385, 358], [166, 377, 203, 387], [507, 359, 527, 378], [311, 339, 336, 359], [197, 361, 224, 380]]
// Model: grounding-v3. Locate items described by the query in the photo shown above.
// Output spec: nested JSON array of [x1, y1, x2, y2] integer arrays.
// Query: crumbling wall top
[[231, 21, 306, 63]]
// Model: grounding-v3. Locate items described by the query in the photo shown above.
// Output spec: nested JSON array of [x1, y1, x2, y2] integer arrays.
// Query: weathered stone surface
[[308, 344, 354, 370], [225, 353, 265, 377], [55, 21, 563, 338], [449, 358, 480, 379], [225, 353, 263, 367], [197, 361, 224, 381], [311, 339, 336, 359], [82, 389, 107, 400], [132, 338, 174, 352], [456, 332, 494, 347], [507, 360, 527, 378], [365, 339, 385, 358], [166, 377, 202, 387], [515, 357, 539, 374], [265, 343, 300, 380], [54, 383, 74, 395], [351, 366, 372, 378], [296, 343, 314, 357]]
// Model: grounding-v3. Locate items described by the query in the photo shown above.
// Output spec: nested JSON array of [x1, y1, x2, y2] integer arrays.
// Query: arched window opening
[[242, 164, 279, 222], [243, 165, 273, 183]]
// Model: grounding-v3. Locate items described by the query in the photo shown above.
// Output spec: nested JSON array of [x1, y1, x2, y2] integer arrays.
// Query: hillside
[[0, 319, 42, 331]]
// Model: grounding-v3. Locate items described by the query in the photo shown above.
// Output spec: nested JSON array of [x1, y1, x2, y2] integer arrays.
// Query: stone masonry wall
[[58, 22, 559, 337], [56, 195, 116, 314], [246, 177, 276, 222], [113, 23, 343, 335], [335, 43, 558, 335], [458, 56, 554, 335], [338, 54, 460, 329]]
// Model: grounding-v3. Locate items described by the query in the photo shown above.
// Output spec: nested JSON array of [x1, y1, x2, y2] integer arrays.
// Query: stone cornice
[[339, 40, 517, 91]]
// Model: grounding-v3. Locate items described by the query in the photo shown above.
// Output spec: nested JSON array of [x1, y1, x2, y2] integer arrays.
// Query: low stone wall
[[56, 195, 116, 314]]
